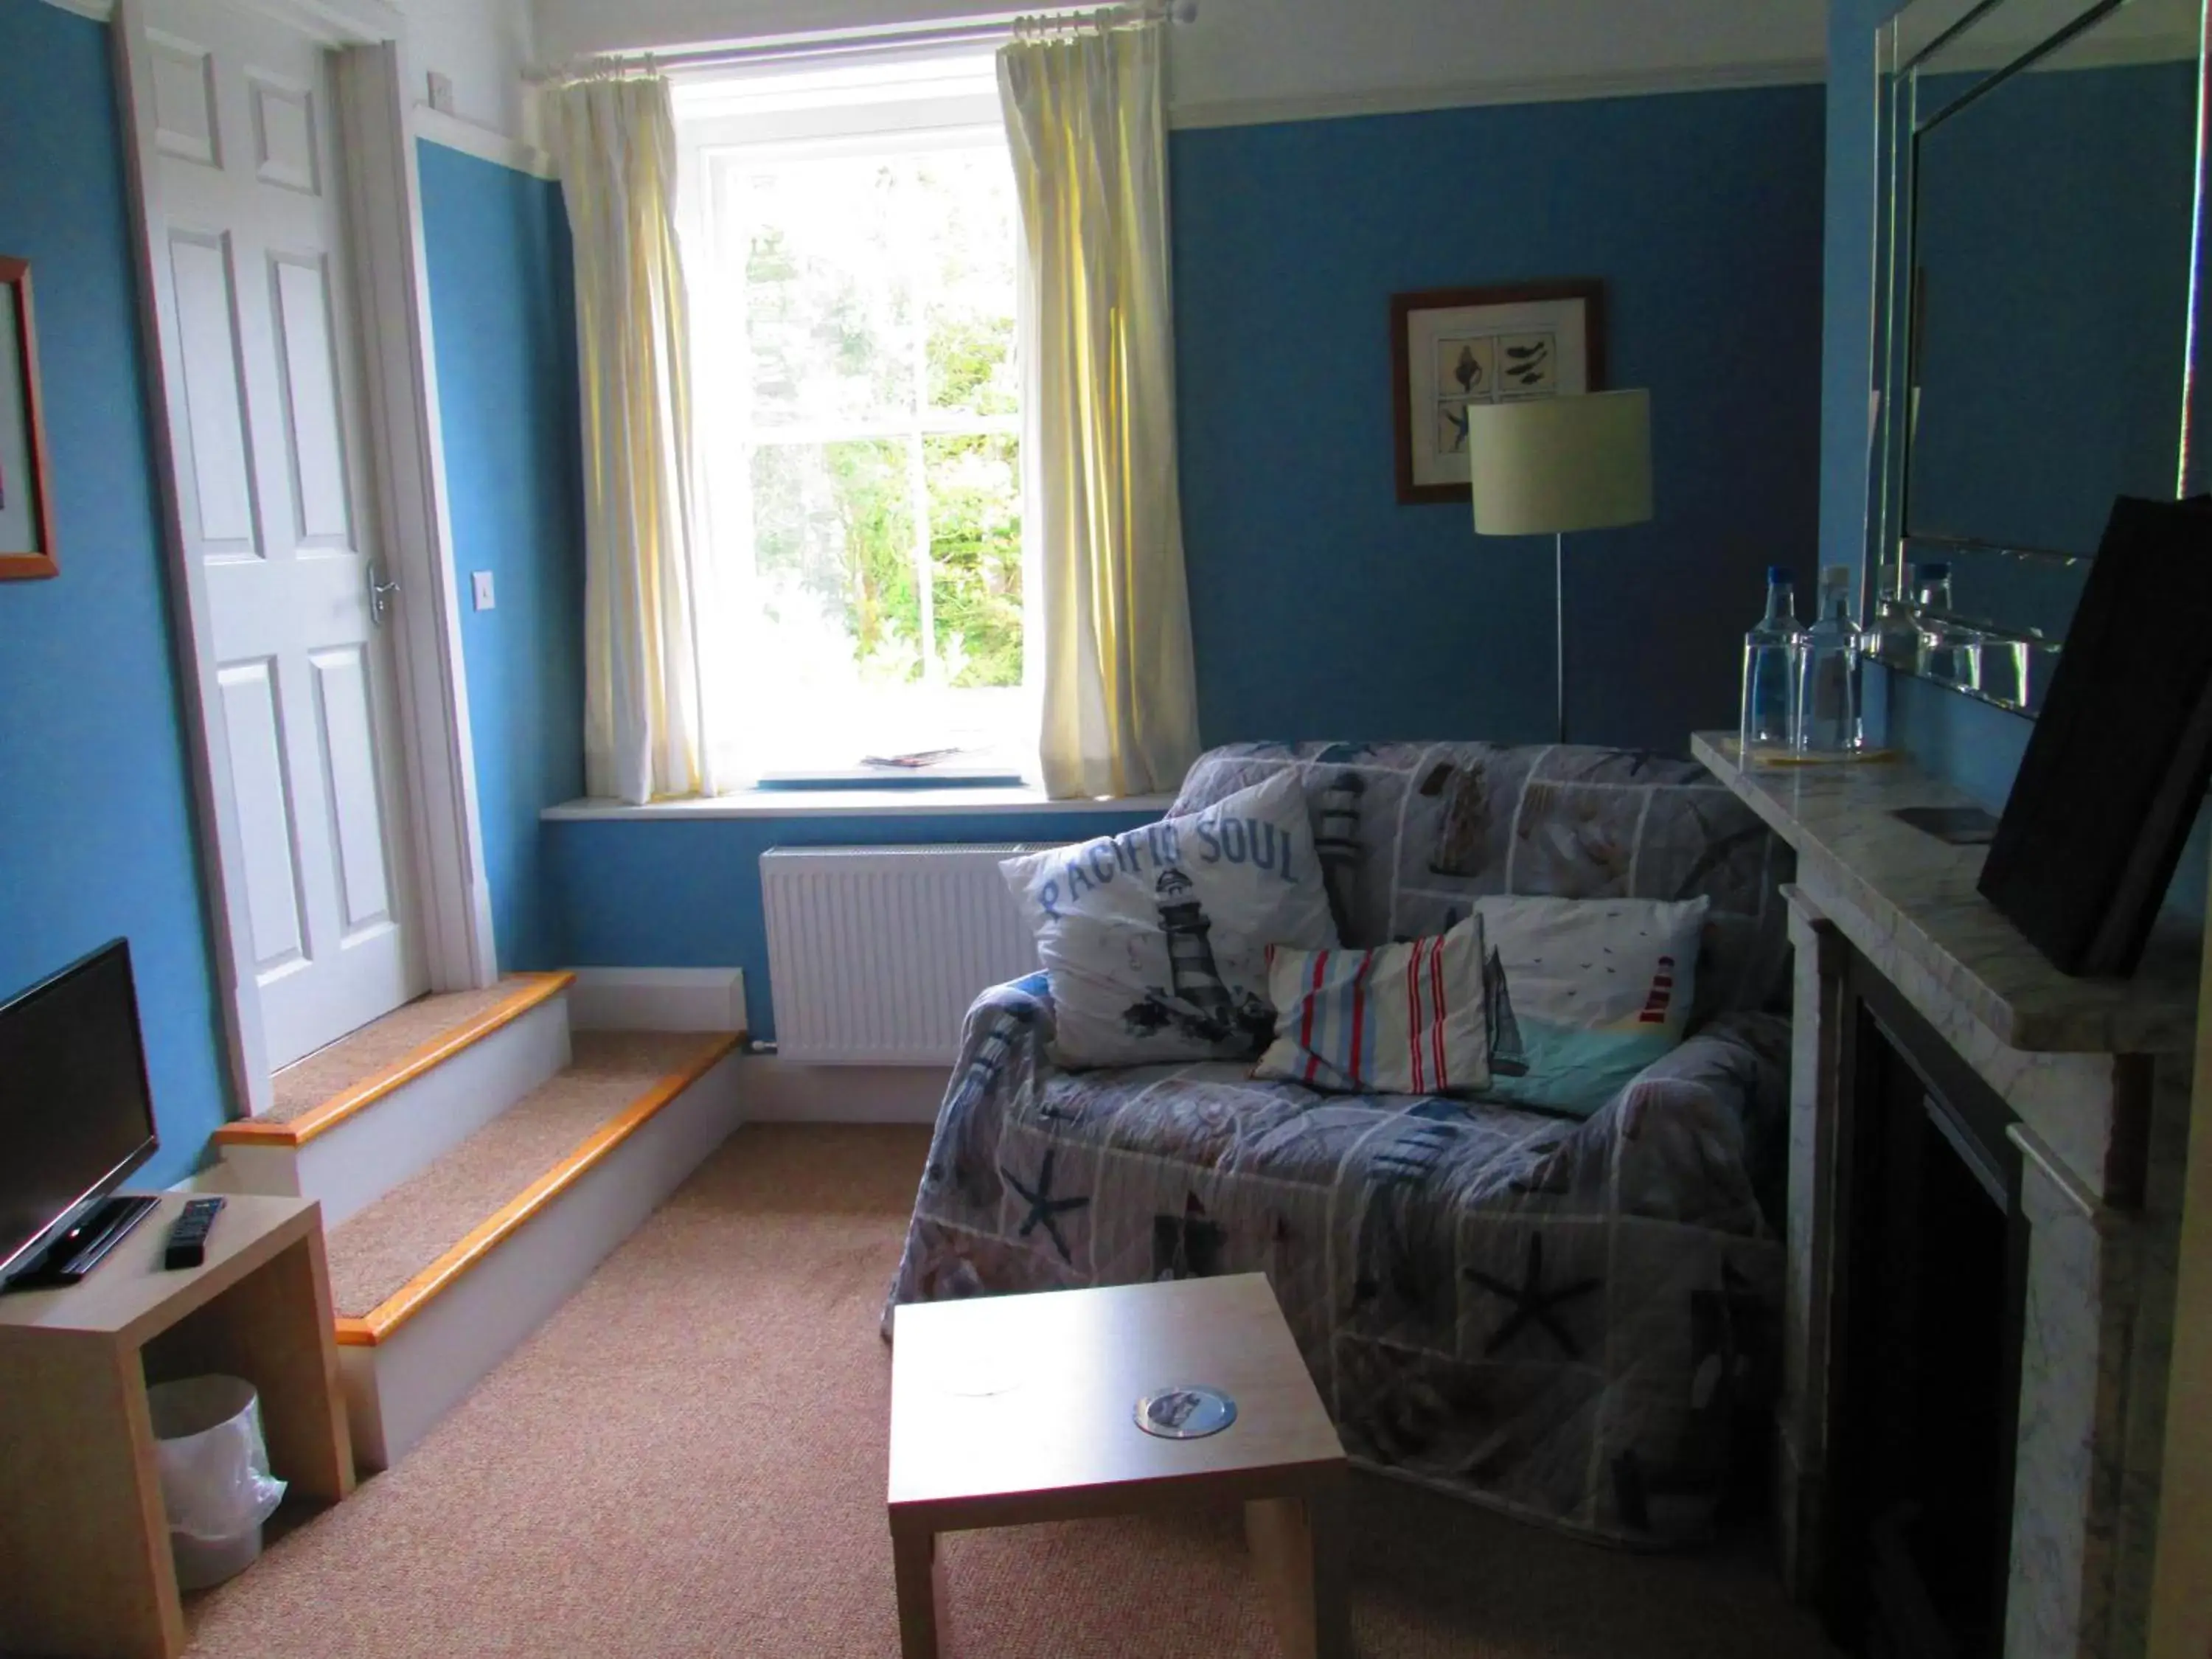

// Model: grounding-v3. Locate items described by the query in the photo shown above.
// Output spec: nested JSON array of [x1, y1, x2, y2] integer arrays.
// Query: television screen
[[0, 940, 159, 1283]]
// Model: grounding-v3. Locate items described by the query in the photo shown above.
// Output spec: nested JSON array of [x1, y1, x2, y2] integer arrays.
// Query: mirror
[[1865, 0, 2208, 714]]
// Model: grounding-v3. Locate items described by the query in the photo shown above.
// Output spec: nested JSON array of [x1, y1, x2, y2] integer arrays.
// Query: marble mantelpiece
[[1692, 733, 2194, 1659], [1691, 734, 2197, 1057]]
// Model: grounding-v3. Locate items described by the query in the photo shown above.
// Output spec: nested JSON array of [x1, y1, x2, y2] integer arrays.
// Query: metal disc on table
[[1134, 1385, 1237, 1439]]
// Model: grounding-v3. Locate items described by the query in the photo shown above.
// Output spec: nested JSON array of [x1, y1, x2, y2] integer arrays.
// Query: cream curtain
[[1001, 21, 1201, 799], [546, 75, 736, 804]]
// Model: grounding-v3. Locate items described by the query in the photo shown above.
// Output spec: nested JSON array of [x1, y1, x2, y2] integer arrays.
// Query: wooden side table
[[887, 1275, 1350, 1659], [0, 1192, 354, 1659]]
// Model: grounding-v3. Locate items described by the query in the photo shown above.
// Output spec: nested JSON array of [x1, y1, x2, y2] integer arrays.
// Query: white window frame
[[673, 54, 1038, 786]]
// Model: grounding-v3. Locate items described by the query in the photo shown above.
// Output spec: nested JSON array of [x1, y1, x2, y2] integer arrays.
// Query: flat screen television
[[0, 939, 161, 1286]]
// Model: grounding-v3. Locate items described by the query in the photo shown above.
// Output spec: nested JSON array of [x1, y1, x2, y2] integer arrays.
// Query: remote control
[[163, 1197, 226, 1270]]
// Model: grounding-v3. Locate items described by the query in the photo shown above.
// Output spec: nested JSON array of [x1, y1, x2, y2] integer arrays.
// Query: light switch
[[428, 71, 456, 115], [472, 571, 495, 611]]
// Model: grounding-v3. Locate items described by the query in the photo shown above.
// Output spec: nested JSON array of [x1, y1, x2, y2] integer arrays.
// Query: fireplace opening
[[1829, 961, 2026, 1659]]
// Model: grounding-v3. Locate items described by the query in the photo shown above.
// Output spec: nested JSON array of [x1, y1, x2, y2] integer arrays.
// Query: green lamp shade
[[1467, 389, 1654, 537]]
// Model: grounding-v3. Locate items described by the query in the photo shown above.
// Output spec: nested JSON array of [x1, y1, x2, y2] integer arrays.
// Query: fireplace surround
[[1693, 734, 2194, 1659], [1831, 943, 2025, 1659]]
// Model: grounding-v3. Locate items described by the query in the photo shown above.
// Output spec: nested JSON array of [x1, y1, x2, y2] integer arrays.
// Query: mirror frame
[[1863, 0, 2212, 716]]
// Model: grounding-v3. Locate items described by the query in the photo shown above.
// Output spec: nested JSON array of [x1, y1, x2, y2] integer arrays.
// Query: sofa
[[883, 741, 1795, 1546]]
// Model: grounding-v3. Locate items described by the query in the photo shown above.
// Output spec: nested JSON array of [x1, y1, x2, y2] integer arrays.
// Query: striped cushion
[[1254, 915, 1492, 1096]]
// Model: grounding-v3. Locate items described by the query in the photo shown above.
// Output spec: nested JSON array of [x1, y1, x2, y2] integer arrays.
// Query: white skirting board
[[564, 967, 748, 1033], [338, 1051, 745, 1472], [218, 996, 572, 1228], [737, 1057, 949, 1125]]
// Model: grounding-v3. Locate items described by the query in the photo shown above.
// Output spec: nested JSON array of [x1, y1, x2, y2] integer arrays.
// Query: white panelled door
[[136, 0, 426, 1067]]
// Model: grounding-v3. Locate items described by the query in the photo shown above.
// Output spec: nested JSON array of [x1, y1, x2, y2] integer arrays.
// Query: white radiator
[[759, 845, 1048, 1065]]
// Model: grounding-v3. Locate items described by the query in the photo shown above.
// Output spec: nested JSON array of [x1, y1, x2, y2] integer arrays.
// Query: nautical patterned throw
[[1467, 894, 1710, 1117], [891, 742, 1795, 1547], [1255, 914, 1493, 1096], [999, 770, 1338, 1067]]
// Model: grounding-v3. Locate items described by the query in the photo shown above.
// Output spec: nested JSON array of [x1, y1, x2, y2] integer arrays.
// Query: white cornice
[[1166, 58, 1830, 131], [38, 3, 558, 178], [35, 0, 403, 35], [23, 10, 1826, 132], [414, 105, 557, 181], [236, 0, 403, 44]]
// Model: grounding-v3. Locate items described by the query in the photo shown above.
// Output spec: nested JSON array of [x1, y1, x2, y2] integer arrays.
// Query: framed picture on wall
[[0, 256, 57, 581], [1391, 279, 1606, 504]]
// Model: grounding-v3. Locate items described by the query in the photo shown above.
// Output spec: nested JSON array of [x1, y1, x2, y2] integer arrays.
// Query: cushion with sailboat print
[[1253, 914, 1493, 1096], [999, 770, 1339, 1068], [1469, 894, 1710, 1117]]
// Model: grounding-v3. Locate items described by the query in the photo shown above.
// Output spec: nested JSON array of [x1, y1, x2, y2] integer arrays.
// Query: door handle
[[367, 561, 400, 627]]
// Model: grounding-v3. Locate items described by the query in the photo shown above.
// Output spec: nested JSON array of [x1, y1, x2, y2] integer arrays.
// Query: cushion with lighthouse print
[[1465, 894, 1711, 1117], [999, 771, 1340, 1068]]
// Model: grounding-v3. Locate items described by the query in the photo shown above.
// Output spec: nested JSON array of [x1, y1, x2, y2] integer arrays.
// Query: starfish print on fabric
[[1465, 1233, 1602, 1359], [1001, 1148, 1091, 1265]]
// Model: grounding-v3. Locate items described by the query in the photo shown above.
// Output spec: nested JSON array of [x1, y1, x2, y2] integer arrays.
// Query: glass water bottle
[[1869, 577, 1920, 666], [1739, 566, 1804, 754], [1795, 565, 1863, 754], [1913, 561, 1980, 689]]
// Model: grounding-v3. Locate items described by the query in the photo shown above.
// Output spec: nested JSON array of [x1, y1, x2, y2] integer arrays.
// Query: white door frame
[[111, 0, 497, 1116]]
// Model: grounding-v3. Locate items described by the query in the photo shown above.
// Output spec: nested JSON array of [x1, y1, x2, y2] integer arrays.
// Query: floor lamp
[[1465, 390, 1653, 744]]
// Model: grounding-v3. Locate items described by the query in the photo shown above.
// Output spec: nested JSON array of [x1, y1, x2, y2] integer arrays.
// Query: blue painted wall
[[0, 1, 231, 1183], [549, 809, 1155, 1039], [1172, 85, 1827, 755], [419, 141, 585, 972], [549, 84, 1830, 1020]]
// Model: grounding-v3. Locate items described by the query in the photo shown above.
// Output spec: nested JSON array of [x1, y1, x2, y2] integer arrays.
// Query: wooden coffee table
[[886, 1273, 1349, 1658]]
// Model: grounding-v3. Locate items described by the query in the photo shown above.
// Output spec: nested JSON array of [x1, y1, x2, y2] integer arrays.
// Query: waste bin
[[145, 1375, 288, 1590]]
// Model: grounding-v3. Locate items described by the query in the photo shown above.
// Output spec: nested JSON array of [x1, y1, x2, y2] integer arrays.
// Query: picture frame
[[1391, 279, 1606, 505], [0, 256, 58, 581]]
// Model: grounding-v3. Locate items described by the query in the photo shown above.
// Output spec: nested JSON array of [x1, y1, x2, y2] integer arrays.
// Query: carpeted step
[[215, 972, 576, 1146], [326, 1030, 740, 1335]]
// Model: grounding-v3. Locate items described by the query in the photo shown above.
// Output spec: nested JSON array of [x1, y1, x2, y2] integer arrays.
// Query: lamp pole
[[1464, 388, 1653, 753], [1554, 531, 1568, 745]]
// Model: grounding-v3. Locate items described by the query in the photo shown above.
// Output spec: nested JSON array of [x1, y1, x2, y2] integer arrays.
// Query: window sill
[[540, 787, 1175, 823]]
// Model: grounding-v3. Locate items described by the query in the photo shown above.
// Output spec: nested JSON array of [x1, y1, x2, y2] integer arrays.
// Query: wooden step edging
[[333, 1033, 742, 1348], [213, 973, 577, 1150]]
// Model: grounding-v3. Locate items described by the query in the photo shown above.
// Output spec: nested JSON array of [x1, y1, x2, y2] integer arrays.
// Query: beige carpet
[[324, 1032, 731, 1317], [266, 978, 558, 1124], [185, 1125, 1841, 1659]]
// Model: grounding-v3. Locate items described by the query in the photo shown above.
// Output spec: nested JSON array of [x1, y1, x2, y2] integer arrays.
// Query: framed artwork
[[0, 256, 57, 580], [1391, 279, 1606, 505]]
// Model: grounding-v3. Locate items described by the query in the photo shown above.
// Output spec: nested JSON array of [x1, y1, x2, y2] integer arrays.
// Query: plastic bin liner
[[146, 1375, 286, 1541]]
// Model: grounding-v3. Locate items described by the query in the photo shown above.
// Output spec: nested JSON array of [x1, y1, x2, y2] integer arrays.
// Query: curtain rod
[[526, 1, 1196, 86]]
